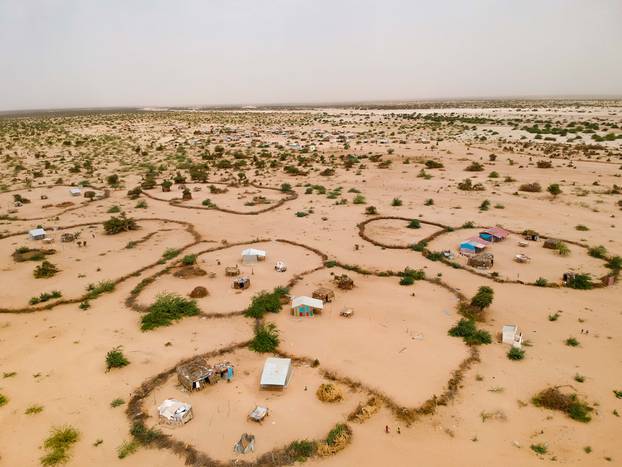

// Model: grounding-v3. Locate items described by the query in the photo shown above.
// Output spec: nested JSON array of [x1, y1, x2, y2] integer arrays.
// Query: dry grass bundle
[[316, 423, 352, 457], [348, 396, 382, 423], [316, 383, 343, 403]]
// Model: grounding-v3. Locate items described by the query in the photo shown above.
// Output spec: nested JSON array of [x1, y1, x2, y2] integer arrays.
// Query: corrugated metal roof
[[260, 357, 291, 387], [291, 296, 324, 309]]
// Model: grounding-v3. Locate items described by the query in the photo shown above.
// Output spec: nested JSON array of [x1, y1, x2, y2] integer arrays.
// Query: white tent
[[29, 228, 46, 240], [69, 187, 81, 196], [241, 248, 266, 264], [260, 357, 292, 389], [502, 325, 522, 348], [158, 399, 193, 425]]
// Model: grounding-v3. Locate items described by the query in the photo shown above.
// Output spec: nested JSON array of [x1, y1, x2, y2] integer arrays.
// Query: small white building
[[69, 187, 81, 196], [241, 248, 266, 264], [260, 357, 292, 389], [158, 399, 193, 426], [502, 325, 523, 349], [291, 296, 324, 317], [29, 228, 46, 240]]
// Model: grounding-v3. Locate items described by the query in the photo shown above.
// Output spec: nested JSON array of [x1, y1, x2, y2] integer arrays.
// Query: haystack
[[317, 424, 352, 457], [348, 396, 382, 423], [316, 383, 343, 403], [189, 286, 208, 298], [334, 274, 354, 290]]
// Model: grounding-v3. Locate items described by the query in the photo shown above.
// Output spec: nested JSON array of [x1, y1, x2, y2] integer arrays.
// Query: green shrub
[[249, 322, 280, 352], [465, 162, 484, 172], [532, 387, 593, 422], [425, 160, 443, 169], [575, 224, 589, 231], [411, 241, 427, 252], [287, 440, 317, 462], [507, 347, 525, 360], [448, 319, 492, 345], [141, 293, 200, 330], [25, 404, 43, 414], [606, 256, 622, 271], [530, 443, 548, 455], [103, 213, 138, 235], [535, 277, 548, 287], [353, 194, 366, 204], [110, 398, 125, 408], [181, 254, 197, 265], [85, 280, 115, 300], [588, 245, 607, 259], [245, 288, 288, 318], [470, 286, 494, 310], [0, 393, 7, 407], [106, 347, 130, 370], [547, 183, 562, 196], [281, 183, 292, 193], [162, 248, 180, 260], [399, 275, 414, 286], [565, 337, 579, 347], [34, 261, 59, 278], [117, 440, 139, 459], [407, 219, 421, 229], [391, 197, 402, 206], [107, 205, 121, 213], [41, 426, 80, 466], [565, 274, 592, 290]]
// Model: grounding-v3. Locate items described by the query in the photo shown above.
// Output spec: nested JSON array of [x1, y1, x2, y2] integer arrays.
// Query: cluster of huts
[[459, 227, 510, 269]]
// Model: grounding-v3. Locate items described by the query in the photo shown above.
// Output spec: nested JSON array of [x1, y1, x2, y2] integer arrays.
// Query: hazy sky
[[1, 0, 621, 110]]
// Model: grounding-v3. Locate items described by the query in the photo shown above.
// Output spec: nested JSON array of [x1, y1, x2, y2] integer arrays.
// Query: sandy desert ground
[[0, 100, 621, 466]]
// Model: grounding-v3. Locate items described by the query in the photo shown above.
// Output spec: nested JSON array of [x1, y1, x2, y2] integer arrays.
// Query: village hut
[[60, 232, 77, 243], [29, 228, 46, 240], [158, 399, 193, 426], [479, 226, 510, 242], [501, 325, 523, 349], [176, 359, 234, 391], [312, 287, 335, 303], [189, 286, 208, 298], [225, 265, 240, 277], [234, 433, 255, 454], [291, 296, 324, 317], [260, 357, 292, 389], [459, 237, 490, 255], [467, 252, 494, 269], [544, 238, 562, 249], [233, 276, 251, 290], [274, 261, 287, 272], [333, 274, 354, 290], [69, 187, 81, 197], [241, 248, 266, 264], [248, 406, 269, 423]]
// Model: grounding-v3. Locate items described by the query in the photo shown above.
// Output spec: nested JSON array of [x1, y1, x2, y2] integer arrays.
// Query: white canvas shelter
[[291, 296, 324, 310], [260, 357, 292, 389], [241, 248, 266, 264], [502, 325, 523, 348], [158, 399, 193, 425], [29, 228, 46, 240], [69, 187, 81, 196]]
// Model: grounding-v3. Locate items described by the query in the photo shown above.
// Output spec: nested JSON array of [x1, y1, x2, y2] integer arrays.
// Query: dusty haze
[[1, 0, 621, 111]]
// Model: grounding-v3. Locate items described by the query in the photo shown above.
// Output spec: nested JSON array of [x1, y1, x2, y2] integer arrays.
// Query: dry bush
[[316, 383, 343, 403]]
